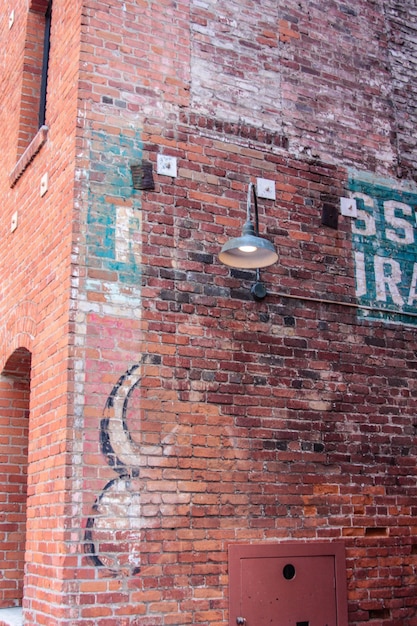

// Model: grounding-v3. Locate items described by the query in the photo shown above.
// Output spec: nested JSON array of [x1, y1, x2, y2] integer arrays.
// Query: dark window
[[11, 0, 52, 183], [38, 0, 52, 128]]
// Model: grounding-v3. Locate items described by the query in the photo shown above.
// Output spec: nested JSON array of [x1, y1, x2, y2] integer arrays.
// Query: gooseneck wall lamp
[[218, 183, 278, 270]]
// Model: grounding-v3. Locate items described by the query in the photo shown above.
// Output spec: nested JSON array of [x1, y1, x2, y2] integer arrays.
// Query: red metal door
[[229, 543, 348, 626]]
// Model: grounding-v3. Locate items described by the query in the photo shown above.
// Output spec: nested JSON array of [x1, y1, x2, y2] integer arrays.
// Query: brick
[[1, 0, 417, 624]]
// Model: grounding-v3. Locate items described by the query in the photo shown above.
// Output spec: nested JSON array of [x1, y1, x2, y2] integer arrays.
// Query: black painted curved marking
[[84, 363, 141, 572], [100, 363, 141, 475], [84, 476, 128, 571]]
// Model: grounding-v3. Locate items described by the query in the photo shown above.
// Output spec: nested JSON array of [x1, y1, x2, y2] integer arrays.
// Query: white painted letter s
[[351, 193, 376, 237], [384, 200, 414, 245]]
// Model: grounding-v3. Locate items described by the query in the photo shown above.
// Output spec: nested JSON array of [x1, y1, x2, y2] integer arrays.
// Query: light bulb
[[238, 244, 257, 253]]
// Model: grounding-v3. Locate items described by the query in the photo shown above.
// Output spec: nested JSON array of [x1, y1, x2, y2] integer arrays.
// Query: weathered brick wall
[[191, 1, 386, 172], [71, 0, 417, 623], [1, 0, 417, 624], [385, 0, 417, 179], [71, 2, 417, 622], [190, 0, 417, 179]]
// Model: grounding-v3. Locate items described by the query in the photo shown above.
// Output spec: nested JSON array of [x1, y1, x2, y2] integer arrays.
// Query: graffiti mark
[[84, 364, 142, 576], [100, 364, 142, 474]]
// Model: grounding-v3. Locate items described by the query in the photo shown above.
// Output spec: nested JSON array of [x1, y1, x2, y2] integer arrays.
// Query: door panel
[[241, 555, 336, 626], [229, 542, 348, 626]]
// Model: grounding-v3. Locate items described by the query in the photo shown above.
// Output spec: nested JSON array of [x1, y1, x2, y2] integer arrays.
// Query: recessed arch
[[0, 348, 32, 608]]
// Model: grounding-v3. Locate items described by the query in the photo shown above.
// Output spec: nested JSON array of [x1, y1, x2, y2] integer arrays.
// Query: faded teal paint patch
[[86, 129, 143, 285], [348, 174, 417, 325]]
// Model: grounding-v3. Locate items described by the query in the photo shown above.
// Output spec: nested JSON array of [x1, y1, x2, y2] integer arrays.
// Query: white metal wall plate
[[9, 10, 14, 29], [40, 172, 48, 196], [157, 154, 177, 177], [11, 211, 18, 232], [340, 197, 357, 218], [256, 178, 276, 200]]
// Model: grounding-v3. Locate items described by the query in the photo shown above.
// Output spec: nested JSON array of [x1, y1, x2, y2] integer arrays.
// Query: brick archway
[[0, 348, 31, 609]]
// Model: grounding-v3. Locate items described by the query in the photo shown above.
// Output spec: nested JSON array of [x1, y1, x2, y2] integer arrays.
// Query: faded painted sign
[[349, 175, 417, 325], [87, 129, 143, 286]]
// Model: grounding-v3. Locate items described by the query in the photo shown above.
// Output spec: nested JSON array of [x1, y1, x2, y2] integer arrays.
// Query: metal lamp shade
[[219, 220, 278, 269]]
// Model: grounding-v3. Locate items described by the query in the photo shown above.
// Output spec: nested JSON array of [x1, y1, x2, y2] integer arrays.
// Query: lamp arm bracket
[[247, 182, 260, 235]]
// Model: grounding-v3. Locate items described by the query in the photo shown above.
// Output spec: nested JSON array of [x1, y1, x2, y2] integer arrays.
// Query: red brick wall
[[1, 0, 417, 625], [0, 0, 82, 622]]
